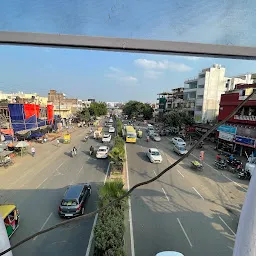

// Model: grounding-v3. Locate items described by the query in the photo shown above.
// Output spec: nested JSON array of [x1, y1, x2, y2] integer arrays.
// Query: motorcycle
[[215, 160, 227, 170], [238, 169, 251, 180]]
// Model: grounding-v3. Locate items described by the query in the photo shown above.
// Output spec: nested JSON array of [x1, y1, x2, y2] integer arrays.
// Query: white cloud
[[134, 59, 192, 72], [144, 70, 163, 79], [106, 67, 138, 85], [183, 56, 201, 61]]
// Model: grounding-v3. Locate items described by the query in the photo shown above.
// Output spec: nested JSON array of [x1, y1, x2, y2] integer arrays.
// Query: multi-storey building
[[183, 64, 255, 123], [217, 83, 256, 156]]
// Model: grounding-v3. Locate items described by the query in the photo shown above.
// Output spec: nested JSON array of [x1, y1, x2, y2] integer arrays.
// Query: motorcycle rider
[[72, 146, 77, 156], [90, 145, 94, 156]]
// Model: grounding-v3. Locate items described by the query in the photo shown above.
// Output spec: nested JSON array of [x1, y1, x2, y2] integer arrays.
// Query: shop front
[[216, 125, 237, 153], [234, 136, 256, 157]]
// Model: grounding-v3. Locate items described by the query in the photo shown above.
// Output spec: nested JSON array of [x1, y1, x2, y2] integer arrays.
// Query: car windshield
[[104, 135, 109, 138], [178, 139, 184, 142], [61, 199, 78, 206], [179, 147, 186, 151], [151, 151, 160, 156], [98, 148, 107, 152], [154, 134, 160, 137]]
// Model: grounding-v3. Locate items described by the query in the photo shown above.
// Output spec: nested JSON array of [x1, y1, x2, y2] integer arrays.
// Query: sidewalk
[[0, 127, 89, 188]]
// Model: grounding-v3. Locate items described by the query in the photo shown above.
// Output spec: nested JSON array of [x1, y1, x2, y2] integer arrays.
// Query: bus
[[124, 126, 137, 143]]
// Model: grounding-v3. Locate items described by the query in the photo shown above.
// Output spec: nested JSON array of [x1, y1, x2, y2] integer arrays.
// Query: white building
[[183, 64, 255, 123]]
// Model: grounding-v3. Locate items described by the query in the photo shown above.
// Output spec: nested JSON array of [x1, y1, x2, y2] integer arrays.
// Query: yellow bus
[[125, 126, 137, 143]]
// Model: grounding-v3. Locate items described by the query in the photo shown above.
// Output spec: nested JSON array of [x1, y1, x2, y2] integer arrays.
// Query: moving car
[[102, 134, 111, 143], [171, 137, 186, 146], [109, 118, 113, 123], [150, 133, 161, 142], [173, 144, 188, 155], [146, 148, 163, 163], [156, 252, 184, 256], [58, 184, 92, 218], [96, 146, 110, 159], [109, 126, 115, 133]]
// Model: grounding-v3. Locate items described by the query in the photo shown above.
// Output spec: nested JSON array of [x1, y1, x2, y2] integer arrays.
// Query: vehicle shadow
[[136, 152, 149, 163]]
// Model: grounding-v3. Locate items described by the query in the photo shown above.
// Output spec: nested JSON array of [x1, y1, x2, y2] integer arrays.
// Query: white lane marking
[[177, 170, 184, 178], [125, 144, 135, 256], [153, 170, 157, 176], [191, 153, 247, 192], [177, 218, 193, 248], [36, 177, 48, 189], [218, 216, 236, 236], [78, 165, 84, 175], [33, 212, 53, 241], [85, 162, 111, 256], [192, 187, 204, 200], [161, 187, 170, 201], [56, 161, 65, 170], [222, 174, 247, 192]]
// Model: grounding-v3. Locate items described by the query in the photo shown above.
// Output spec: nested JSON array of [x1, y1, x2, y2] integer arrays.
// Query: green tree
[[76, 107, 90, 122], [122, 101, 153, 119], [164, 110, 195, 127], [89, 102, 108, 116]]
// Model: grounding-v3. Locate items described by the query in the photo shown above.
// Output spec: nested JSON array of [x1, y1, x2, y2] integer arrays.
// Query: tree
[[122, 101, 153, 120], [163, 110, 195, 127], [76, 107, 90, 122], [89, 102, 107, 116]]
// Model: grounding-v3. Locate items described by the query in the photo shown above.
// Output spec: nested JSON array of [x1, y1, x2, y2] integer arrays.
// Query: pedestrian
[[216, 154, 221, 161], [31, 146, 36, 157], [56, 139, 60, 147]]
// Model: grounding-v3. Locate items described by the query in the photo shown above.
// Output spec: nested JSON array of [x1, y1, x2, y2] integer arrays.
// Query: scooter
[[238, 169, 251, 180], [215, 160, 227, 170]]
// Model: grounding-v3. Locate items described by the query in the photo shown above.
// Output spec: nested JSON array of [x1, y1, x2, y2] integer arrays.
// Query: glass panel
[[0, 0, 255, 47]]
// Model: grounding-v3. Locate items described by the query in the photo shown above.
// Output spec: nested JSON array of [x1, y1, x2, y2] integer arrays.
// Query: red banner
[[24, 104, 39, 119], [47, 104, 54, 124]]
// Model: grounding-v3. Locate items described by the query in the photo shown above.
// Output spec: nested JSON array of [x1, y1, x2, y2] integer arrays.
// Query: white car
[[109, 126, 115, 133], [150, 133, 161, 142], [109, 119, 113, 123], [102, 134, 111, 143], [146, 148, 163, 163], [96, 146, 110, 159], [171, 137, 186, 146]]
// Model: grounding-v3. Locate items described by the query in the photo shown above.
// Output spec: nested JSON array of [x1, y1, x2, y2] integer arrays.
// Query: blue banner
[[235, 136, 256, 147], [217, 125, 237, 135]]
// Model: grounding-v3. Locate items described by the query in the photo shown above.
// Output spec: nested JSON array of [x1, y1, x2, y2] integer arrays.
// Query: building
[[156, 87, 184, 118], [217, 83, 256, 156], [183, 64, 255, 123], [47, 90, 79, 118], [0, 91, 48, 106]]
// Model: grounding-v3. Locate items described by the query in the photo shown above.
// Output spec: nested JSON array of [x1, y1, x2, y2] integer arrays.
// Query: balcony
[[234, 115, 256, 121], [184, 77, 197, 83]]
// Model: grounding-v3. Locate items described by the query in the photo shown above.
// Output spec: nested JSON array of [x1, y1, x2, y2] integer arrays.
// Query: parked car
[[146, 148, 163, 163], [58, 184, 91, 218], [102, 134, 111, 143], [109, 126, 115, 133], [96, 146, 110, 159], [171, 137, 186, 146], [150, 133, 161, 142], [173, 144, 188, 155]]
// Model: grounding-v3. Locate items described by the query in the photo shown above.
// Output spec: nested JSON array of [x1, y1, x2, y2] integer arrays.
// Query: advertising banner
[[217, 125, 237, 135], [219, 131, 235, 142], [235, 136, 256, 148]]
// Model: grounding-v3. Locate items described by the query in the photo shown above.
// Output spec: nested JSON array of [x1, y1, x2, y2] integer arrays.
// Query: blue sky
[[0, 0, 256, 102]]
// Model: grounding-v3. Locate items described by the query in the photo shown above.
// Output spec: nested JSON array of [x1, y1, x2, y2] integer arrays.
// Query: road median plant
[[108, 136, 125, 173], [93, 179, 128, 256]]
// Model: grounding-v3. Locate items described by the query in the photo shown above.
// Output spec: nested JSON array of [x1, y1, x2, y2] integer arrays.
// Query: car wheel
[[81, 207, 85, 215]]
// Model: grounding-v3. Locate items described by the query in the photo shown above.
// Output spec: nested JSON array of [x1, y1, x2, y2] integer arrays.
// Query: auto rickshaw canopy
[[0, 204, 16, 219]]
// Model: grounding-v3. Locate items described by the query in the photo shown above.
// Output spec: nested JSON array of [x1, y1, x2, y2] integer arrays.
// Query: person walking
[[56, 139, 60, 147], [31, 146, 36, 157]]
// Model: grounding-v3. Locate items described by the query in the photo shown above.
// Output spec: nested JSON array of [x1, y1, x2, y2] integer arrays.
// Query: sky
[[1, 0, 256, 102]]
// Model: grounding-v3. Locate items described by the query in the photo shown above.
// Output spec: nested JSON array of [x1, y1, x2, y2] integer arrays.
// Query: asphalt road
[[0, 121, 112, 256], [126, 125, 247, 256]]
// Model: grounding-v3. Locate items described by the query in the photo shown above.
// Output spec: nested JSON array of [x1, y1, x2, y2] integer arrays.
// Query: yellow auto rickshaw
[[137, 130, 143, 138], [0, 204, 20, 238], [63, 133, 71, 144]]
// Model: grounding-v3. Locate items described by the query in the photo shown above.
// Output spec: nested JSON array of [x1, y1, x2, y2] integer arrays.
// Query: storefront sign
[[217, 125, 237, 135], [218, 131, 235, 142], [235, 136, 256, 148]]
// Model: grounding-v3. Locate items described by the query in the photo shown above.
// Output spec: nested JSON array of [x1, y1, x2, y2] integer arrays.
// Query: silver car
[[150, 133, 161, 142], [173, 145, 188, 155]]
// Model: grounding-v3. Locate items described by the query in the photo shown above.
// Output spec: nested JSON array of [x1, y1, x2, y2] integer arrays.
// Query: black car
[[58, 183, 91, 218]]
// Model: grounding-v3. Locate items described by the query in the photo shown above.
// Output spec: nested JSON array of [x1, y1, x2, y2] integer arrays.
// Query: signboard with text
[[217, 125, 237, 135], [218, 131, 235, 142], [235, 136, 256, 148]]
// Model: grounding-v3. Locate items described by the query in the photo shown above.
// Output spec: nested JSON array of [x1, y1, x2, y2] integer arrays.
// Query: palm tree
[[98, 180, 127, 208]]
